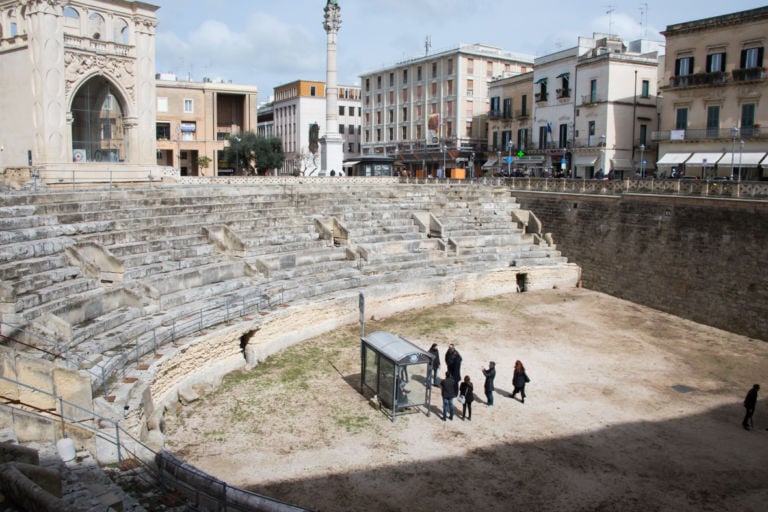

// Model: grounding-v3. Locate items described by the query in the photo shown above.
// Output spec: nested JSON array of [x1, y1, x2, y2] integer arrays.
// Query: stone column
[[25, 0, 67, 165], [320, 0, 344, 175], [132, 15, 158, 166]]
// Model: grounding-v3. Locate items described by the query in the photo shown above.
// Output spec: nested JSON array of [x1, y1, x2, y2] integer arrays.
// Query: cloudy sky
[[154, 0, 765, 101]]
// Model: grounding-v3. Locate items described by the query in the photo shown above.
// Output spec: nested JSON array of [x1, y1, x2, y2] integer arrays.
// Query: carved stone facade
[[0, 0, 160, 181]]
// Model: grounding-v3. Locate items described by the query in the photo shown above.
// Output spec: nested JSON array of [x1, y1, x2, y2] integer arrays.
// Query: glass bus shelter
[[361, 331, 434, 422]]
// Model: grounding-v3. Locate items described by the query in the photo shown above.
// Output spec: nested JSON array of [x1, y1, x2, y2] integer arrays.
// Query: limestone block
[[0, 443, 39, 465], [13, 413, 55, 444], [15, 357, 55, 411], [52, 368, 92, 423], [13, 462, 62, 497], [0, 349, 19, 401], [177, 385, 200, 405]]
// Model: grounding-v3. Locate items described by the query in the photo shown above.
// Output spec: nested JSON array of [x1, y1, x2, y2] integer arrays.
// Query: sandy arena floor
[[164, 288, 768, 512]]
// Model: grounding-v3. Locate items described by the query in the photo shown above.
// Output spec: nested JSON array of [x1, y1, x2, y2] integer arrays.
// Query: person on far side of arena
[[511, 360, 530, 404], [742, 384, 759, 431]]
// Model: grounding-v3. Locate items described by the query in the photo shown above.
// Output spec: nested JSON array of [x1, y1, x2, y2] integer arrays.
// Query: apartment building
[[272, 80, 361, 176], [360, 44, 533, 177], [486, 72, 533, 174], [155, 75, 258, 176], [526, 36, 663, 179], [656, 6, 768, 180]]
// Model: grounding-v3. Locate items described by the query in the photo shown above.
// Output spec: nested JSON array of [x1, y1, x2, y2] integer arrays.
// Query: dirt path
[[164, 288, 768, 512]]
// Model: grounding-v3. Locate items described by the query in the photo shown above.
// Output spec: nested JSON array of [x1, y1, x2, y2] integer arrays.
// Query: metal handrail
[[0, 374, 311, 512]]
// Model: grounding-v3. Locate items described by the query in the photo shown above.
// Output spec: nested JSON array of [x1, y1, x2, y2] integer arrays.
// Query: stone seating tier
[[0, 184, 574, 394]]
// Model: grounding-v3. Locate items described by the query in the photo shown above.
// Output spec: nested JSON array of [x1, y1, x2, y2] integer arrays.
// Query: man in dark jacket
[[743, 384, 760, 430], [439, 372, 457, 421], [445, 344, 462, 395], [482, 361, 496, 406]]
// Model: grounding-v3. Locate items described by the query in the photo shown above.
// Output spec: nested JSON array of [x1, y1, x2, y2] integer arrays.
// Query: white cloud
[[156, 11, 325, 83]]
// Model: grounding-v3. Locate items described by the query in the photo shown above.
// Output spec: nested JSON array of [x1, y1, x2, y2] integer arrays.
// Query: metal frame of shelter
[[360, 331, 433, 422]]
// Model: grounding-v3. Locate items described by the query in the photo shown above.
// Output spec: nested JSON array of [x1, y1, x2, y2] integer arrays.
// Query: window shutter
[[758, 47, 764, 67], [675, 58, 681, 75], [740, 49, 747, 69], [720, 52, 726, 72], [706, 54, 712, 72]]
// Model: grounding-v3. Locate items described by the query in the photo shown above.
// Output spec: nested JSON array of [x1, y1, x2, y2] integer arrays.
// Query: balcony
[[732, 67, 766, 82], [488, 110, 514, 120], [535, 92, 548, 103], [652, 126, 765, 142], [556, 88, 571, 99], [669, 71, 728, 88], [515, 109, 530, 119], [581, 95, 600, 106]]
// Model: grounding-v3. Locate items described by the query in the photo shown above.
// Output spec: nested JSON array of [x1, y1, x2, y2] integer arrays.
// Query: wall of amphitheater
[[513, 192, 768, 341]]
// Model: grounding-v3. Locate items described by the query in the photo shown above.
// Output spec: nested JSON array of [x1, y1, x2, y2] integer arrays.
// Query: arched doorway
[[70, 76, 127, 163]]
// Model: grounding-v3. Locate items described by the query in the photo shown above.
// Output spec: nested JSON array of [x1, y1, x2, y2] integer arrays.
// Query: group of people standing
[[428, 343, 530, 422]]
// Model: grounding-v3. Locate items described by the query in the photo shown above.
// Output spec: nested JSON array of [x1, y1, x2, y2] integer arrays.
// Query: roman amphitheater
[[1, 177, 766, 512]]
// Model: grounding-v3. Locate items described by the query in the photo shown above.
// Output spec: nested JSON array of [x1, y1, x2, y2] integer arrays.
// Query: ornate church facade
[[0, 0, 160, 181]]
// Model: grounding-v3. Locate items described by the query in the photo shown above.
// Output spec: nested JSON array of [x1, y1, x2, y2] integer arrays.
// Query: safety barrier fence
[[0, 288, 284, 399], [0, 374, 311, 512]]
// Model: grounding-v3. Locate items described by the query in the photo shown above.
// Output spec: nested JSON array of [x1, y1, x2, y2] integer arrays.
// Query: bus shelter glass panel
[[397, 363, 428, 409], [378, 358, 395, 409], [364, 348, 377, 390]]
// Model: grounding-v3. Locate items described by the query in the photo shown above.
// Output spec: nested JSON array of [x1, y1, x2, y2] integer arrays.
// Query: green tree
[[224, 132, 284, 175], [197, 155, 211, 173]]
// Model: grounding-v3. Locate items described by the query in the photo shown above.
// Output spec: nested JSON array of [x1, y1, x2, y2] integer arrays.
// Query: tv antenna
[[425, 35, 431, 56], [639, 2, 649, 37], [605, 4, 616, 35]]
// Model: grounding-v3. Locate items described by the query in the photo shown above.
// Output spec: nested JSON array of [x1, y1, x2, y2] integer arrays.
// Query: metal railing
[[1, 286, 284, 399], [0, 375, 311, 512], [497, 176, 768, 199]]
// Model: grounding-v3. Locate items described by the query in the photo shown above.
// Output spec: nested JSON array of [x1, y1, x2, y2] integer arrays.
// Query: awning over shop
[[656, 152, 691, 165], [611, 158, 634, 170], [482, 157, 498, 168], [573, 154, 599, 167], [687, 152, 723, 166], [717, 152, 767, 167], [343, 161, 360, 166]]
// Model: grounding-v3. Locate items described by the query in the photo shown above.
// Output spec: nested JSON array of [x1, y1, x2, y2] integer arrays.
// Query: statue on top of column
[[323, 0, 341, 33]]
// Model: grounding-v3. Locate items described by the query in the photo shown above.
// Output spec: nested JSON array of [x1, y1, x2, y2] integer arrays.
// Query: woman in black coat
[[459, 375, 475, 420], [511, 360, 530, 403]]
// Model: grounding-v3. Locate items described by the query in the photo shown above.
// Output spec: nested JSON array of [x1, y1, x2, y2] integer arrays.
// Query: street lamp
[[599, 134, 606, 178], [639, 144, 645, 178], [730, 127, 738, 180], [739, 140, 744, 182], [507, 140, 513, 177], [441, 144, 446, 179], [232, 135, 241, 174]]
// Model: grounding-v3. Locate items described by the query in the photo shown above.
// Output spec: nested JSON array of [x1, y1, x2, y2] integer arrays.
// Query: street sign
[[504, 156, 513, 164]]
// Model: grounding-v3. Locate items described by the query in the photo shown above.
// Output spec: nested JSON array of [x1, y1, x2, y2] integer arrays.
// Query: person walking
[[439, 371, 457, 421], [511, 360, 530, 403], [482, 361, 496, 407], [742, 384, 760, 430], [428, 343, 440, 387], [445, 344, 463, 395], [459, 375, 475, 420]]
